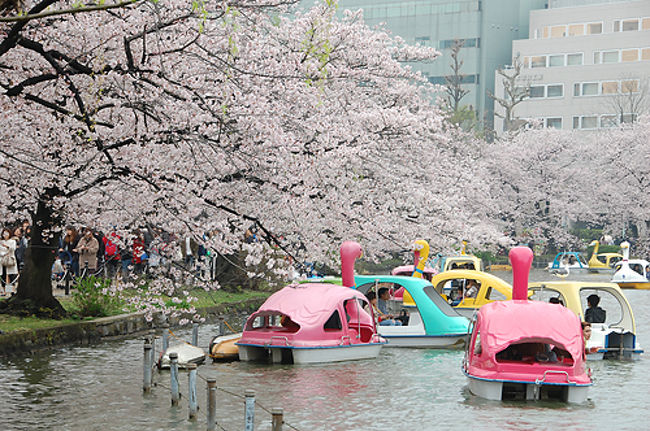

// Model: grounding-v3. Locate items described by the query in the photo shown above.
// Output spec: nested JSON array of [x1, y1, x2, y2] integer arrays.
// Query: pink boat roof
[[391, 265, 436, 276], [478, 300, 584, 360], [252, 283, 371, 328]]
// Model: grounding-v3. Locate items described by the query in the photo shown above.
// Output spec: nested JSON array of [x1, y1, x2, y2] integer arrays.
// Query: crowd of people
[[0, 220, 30, 296], [0, 221, 213, 296]]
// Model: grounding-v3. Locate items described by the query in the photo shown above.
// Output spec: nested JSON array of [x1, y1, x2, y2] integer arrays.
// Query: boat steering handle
[[535, 370, 574, 385]]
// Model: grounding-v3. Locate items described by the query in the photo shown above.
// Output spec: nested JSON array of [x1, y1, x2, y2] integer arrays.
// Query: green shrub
[[71, 276, 123, 318]]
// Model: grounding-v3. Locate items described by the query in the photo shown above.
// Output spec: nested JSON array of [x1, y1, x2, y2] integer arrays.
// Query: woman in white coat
[[0, 227, 18, 295]]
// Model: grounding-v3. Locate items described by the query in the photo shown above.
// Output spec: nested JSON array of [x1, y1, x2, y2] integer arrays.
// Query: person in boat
[[370, 289, 402, 326], [585, 294, 606, 323], [581, 321, 598, 355], [549, 297, 564, 306], [464, 279, 479, 299], [646, 265, 650, 280]]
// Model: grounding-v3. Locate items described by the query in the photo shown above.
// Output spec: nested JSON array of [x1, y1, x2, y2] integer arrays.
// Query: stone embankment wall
[[0, 297, 266, 356]]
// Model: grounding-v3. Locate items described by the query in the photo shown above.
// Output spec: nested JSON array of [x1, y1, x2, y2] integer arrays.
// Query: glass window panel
[[546, 118, 562, 129], [622, 113, 638, 123], [600, 115, 617, 128], [642, 48, 650, 60], [614, 20, 620, 32], [543, 26, 549, 38], [547, 84, 563, 97], [549, 55, 564, 67], [643, 18, 650, 30], [567, 53, 583, 65], [582, 116, 598, 129], [523, 56, 530, 68], [602, 81, 618, 94], [568, 24, 584, 36], [622, 19, 639, 31], [529, 86, 545, 98], [622, 80, 639, 93], [574, 83, 581, 96], [593, 52, 601, 64], [582, 82, 598, 96], [551, 25, 565, 38], [573, 116, 580, 129], [587, 23, 602, 34], [621, 49, 639, 62], [602, 51, 619, 63], [531, 56, 546, 68]]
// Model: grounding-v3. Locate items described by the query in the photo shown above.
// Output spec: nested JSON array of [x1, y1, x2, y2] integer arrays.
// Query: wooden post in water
[[218, 319, 224, 336], [188, 364, 198, 420], [192, 322, 199, 346], [170, 352, 180, 406], [271, 408, 283, 431], [244, 389, 255, 431], [162, 324, 170, 353], [206, 378, 217, 431], [143, 342, 153, 393]]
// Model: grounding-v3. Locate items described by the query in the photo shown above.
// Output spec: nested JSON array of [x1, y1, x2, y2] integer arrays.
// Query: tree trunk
[[0, 188, 66, 318]]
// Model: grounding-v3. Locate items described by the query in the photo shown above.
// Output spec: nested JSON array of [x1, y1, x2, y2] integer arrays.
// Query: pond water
[[1, 270, 648, 430]]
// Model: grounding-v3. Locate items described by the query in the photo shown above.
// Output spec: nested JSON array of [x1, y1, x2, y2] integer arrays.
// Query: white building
[[494, 0, 650, 133]]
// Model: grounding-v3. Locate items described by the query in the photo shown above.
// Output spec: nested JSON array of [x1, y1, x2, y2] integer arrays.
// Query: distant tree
[[489, 55, 530, 133], [443, 39, 469, 113], [606, 77, 649, 125]]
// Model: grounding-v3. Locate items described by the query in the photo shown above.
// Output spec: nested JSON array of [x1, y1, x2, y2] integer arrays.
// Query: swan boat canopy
[[547, 252, 589, 271], [237, 283, 385, 364], [528, 281, 643, 360], [463, 247, 592, 403], [429, 269, 515, 318], [611, 241, 650, 289], [354, 275, 470, 348]]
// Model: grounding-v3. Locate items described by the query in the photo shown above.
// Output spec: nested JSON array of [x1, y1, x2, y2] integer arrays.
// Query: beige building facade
[[494, 0, 650, 133]]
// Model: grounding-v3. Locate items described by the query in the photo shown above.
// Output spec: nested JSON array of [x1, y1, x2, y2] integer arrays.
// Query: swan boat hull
[[465, 371, 590, 403], [237, 342, 384, 364]]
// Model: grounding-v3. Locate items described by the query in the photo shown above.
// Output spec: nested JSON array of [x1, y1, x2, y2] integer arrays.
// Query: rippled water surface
[[1, 270, 649, 430]]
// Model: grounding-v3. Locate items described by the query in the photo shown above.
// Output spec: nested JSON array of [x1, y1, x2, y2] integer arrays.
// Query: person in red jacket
[[132, 230, 148, 275]]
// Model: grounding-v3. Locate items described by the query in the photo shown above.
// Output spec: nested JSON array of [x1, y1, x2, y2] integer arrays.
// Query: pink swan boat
[[463, 246, 592, 402], [237, 241, 385, 364]]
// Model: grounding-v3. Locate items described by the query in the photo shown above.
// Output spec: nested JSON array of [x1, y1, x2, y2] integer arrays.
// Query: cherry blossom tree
[[0, 0, 504, 318]]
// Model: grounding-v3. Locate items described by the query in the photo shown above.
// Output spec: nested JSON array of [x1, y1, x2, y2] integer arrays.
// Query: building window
[[643, 48, 650, 61], [568, 24, 584, 36], [531, 56, 546, 68], [572, 116, 580, 129], [415, 36, 430, 46], [529, 86, 545, 98], [550, 25, 565, 38], [601, 81, 618, 94], [622, 19, 639, 31], [602, 51, 619, 63], [567, 53, 583, 65], [621, 49, 639, 62], [586, 22, 602, 34], [600, 115, 617, 128], [549, 54, 564, 67], [546, 118, 562, 129], [581, 116, 598, 129], [582, 82, 598, 96], [622, 113, 638, 123], [621, 79, 639, 93], [643, 18, 650, 30], [543, 26, 549, 38], [547, 84, 563, 98]]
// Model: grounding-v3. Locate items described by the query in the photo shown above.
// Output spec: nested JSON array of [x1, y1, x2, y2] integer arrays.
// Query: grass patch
[[0, 288, 272, 334], [0, 314, 78, 333]]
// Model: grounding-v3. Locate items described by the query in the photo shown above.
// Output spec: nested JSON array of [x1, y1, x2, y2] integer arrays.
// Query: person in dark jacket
[[585, 294, 606, 323]]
